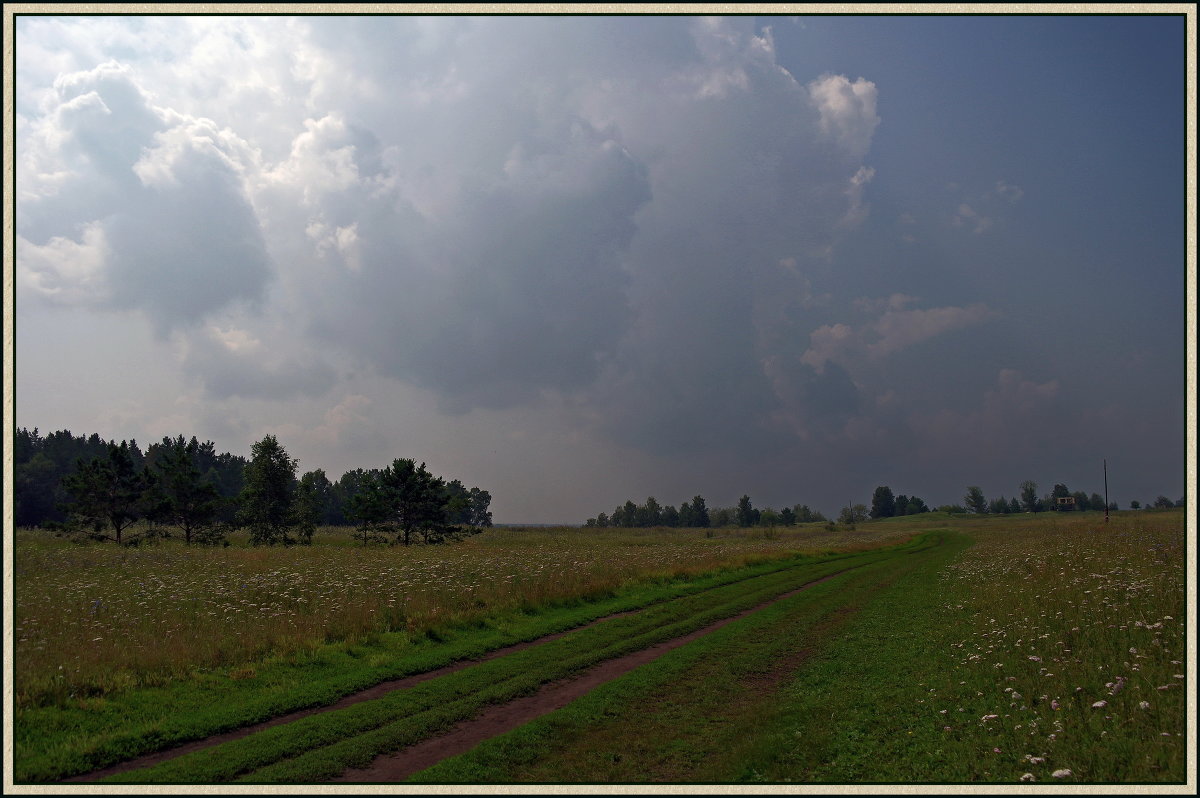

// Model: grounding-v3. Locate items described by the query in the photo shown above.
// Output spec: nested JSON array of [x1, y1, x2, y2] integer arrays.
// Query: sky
[[9, 12, 1192, 523]]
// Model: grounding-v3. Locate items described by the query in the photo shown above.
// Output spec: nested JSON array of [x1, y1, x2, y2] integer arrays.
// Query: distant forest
[[13, 428, 492, 545], [585, 482, 1183, 529]]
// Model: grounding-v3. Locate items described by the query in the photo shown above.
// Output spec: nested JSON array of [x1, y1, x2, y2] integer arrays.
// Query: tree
[[1019, 480, 1041, 513], [988, 496, 1009, 514], [151, 436, 225, 545], [905, 496, 929, 515], [618, 500, 638, 527], [793, 503, 824, 522], [295, 469, 336, 543], [1050, 483, 1071, 511], [1152, 496, 1174, 509], [964, 486, 988, 515], [661, 504, 680, 527], [468, 487, 493, 527], [238, 435, 304, 546], [1071, 491, 1090, 511], [870, 486, 896, 519], [893, 494, 909, 517], [838, 504, 868, 525], [1088, 493, 1104, 512], [779, 507, 796, 525], [710, 506, 735, 527], [444, 479, 473, 525], [759, 508, 781, 527], [348, 459, 463, 546], [331, 468, 376, 526], [595, 512, 609, 527], [690, 495, 710, 528], [60, 442, 158, 544], [736, 495, 759, 527], [1130, 500, 1141, 510], [639, 496, 663, 527]]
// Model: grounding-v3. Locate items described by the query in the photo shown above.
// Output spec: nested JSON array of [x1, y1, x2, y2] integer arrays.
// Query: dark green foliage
[[238, 435, 306, 546], [736, 495, 759, 527], [778, 507, 796, 525], [1020, 480, 1041, 513], [709, 506, 736, 527], [963, 485, 988, 514], [60, 442, 158, 544], [467, 487, 493, 527], [660, 504, 680, 527], [870, 485, 895, 518], [15, 428, 246, 528], [638, 497, 662, 527], [689, 495, 710, 528], [149, 436, 225, 545], [838, 503, 868, 524], [347, 459, 464, 546], [1153, 495, 1174, 509], [792, 504, 825, 523], [15, 429, 116, 526], [295, 469, 335, 528]]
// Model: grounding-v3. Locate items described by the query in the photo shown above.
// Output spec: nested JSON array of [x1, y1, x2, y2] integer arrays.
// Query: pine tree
[[238, 435, 304, 546]]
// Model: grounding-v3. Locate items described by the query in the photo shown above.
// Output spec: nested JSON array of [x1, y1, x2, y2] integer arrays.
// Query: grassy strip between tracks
[[102, 535, 940, 784], [405, 532, 965, 783], [19, 541, 889, 784]]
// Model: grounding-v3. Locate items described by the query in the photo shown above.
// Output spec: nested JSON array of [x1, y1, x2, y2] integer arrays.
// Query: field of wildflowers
[[12, 522, 908, 709], [732, 510, 1190, 784], [11, 511, 1188, 785], [930, 511, 1188, 781]]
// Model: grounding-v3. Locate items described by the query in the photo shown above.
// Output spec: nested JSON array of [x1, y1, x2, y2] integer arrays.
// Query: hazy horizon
[[12, 13, 1190, 523]]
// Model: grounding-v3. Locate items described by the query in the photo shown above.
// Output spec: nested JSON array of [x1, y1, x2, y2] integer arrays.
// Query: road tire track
[[333, 569, 851, 783], [65, 554, 853, 783]]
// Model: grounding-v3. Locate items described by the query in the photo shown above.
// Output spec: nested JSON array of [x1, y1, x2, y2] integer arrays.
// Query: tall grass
[[12, 522, 909, 709], [928, 512, 1187, 781]]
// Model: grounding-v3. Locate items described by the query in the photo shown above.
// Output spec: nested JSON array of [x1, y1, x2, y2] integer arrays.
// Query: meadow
[[12, 522, 906, 710], [10, 510, 1190, 785]]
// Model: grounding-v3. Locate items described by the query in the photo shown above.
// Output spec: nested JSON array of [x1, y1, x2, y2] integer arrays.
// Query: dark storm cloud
[[258, 18, 889, 457]]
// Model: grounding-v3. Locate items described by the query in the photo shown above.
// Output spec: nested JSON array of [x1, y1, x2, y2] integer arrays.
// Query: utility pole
[[1104, 458, 1109, 523]]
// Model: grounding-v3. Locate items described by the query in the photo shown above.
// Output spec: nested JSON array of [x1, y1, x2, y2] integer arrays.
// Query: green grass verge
[[99, 536, 938, 783]]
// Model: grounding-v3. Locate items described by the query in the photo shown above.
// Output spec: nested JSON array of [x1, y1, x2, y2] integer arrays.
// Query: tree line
[[871, 481, 1182, 517], [584, 494, 827, 528], [13, 428, 491, 546]]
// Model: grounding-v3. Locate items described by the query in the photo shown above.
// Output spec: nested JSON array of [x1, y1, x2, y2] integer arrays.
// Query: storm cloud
[[14, 14, 1187, 519]]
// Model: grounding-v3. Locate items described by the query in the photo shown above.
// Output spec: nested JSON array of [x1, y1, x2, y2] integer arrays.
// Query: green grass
[[15, 510, 1186, 785], [407, 513, 1187, 784], [15, 535, 914, 783], [13, 521, 911, 709], [99, 537, 934, 783], [407, 531, 964, 783]]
